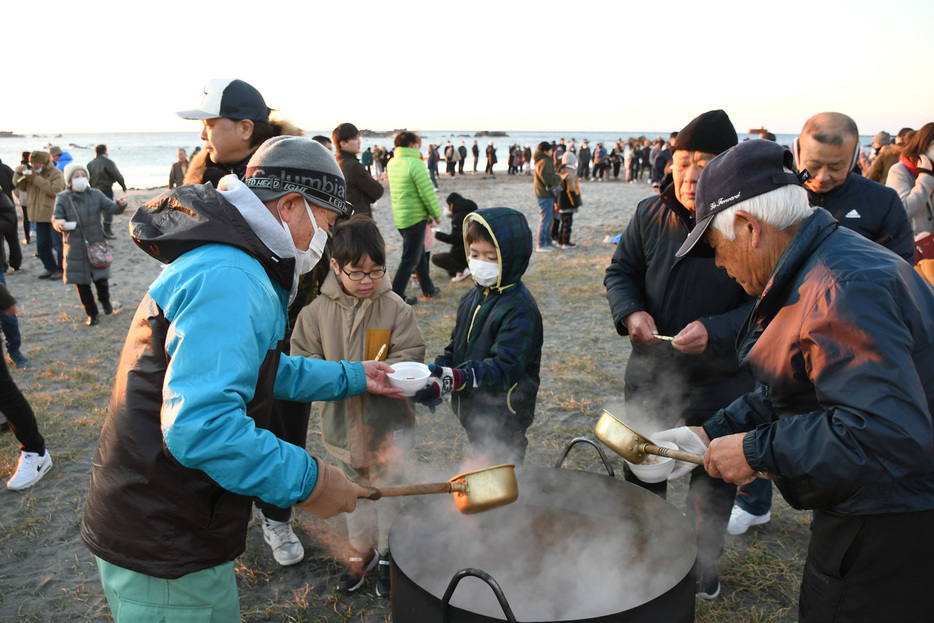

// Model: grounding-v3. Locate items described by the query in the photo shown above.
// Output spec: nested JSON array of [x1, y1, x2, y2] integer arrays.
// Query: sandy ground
[[0, 170, 808, 621]]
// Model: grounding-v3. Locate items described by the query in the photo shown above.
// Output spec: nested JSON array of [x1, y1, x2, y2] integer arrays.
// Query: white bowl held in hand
[[386, 362, 431, 397], [625, 440, 679, 483]]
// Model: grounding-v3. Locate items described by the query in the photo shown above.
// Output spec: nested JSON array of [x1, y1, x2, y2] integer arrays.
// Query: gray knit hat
[[873, 131, 892, 146], [244, 136, 351, 216]]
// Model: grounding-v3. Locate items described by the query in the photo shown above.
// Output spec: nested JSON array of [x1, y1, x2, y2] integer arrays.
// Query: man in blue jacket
[[728, 111, 916, 536], [671, 139, 934, 621], [81, 136, 401, 621]]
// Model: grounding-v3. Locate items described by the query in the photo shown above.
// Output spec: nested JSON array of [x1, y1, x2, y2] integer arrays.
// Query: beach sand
[[0, 172, 809, 621]]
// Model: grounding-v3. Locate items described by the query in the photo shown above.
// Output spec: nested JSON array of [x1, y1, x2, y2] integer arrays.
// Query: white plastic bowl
[[625, 440, 679, 483], [386, 362, 431, 397]]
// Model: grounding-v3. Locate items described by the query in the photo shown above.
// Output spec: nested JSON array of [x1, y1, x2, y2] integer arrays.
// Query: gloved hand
[[412, 364, 471, 411], [294, 457, 369, 519], [652, 427, 708, 480]]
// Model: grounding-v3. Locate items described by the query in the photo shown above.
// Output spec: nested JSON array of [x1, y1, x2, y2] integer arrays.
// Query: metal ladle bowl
[[362, 464, 519, 514], [595, 410, 771, 479]]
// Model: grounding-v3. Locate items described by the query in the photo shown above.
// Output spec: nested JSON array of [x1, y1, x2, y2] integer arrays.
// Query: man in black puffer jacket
[[605, 110, 755, 599]]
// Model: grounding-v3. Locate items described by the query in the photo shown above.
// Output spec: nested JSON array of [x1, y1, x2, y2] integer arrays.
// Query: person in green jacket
[[387, 131, 442, 305]]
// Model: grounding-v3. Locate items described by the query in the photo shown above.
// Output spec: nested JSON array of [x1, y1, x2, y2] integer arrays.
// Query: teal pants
[[96, 557, 240, 622]]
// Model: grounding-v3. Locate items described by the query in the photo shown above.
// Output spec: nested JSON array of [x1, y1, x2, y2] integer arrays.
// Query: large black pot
[[390, 464, 696, 622]]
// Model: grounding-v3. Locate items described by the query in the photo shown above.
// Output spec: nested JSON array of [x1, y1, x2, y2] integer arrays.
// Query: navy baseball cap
[[676, 140, 803, 258], [176, 79, 270, 122]]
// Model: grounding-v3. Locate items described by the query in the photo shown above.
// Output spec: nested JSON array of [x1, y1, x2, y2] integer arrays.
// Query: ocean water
[[1, 130, 875, 190]]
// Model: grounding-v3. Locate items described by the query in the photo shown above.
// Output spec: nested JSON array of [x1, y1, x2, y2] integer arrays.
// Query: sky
[[2, 0, 931, 136]]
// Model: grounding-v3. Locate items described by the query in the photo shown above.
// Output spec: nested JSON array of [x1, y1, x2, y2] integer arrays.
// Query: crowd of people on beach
[[2, 75, 934, 622]]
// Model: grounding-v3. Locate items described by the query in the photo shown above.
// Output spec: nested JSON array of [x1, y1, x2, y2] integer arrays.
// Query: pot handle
[[554, 436, 616, 478], [441, 568, 518, 623]]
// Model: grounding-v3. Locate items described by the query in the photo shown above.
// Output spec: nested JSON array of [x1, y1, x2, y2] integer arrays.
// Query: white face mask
[[925, 144, 934, 163], [278, 196, 327, 275], [34, 166, 44, 174], [468, 258, 499, 287], [71, 177, 89, 192]]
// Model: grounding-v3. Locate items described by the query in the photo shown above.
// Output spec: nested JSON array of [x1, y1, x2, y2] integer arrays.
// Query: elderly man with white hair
[[659, 139, 934, 621]]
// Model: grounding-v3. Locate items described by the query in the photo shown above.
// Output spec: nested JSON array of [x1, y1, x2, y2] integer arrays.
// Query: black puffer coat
[[605, 183, 755, 425]]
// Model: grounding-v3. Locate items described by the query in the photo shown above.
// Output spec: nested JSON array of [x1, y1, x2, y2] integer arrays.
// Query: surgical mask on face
[[278, 196, 327, 275], [34, 166, 43, 174], [304, 198, 329, 262], [925, 144, 934, 163], [468, 258, 499, 287], [71, 177, 89, 192]]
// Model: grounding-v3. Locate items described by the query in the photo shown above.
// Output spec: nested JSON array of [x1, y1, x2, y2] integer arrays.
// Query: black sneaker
[[337, 547, 378, 592], [375, 555, 391, 598], [404, 296, 419, 306], [696, 574, 720, 600]]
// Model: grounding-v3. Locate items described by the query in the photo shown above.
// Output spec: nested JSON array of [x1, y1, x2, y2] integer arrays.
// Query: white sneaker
[[727, 505, 770, 536], [262, 517, 305, 566], [7, 450, 53, 491], [451, 268, 471, 283]]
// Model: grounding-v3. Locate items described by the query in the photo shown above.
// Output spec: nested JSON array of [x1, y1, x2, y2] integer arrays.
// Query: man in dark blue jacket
[[796, 112, 913, 261], [674, 139, 934, 622], [728, 112, 915, 536]]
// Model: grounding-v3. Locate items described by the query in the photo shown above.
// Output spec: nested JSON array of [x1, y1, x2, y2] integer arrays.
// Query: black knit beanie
[[673, 110, 737, 156]]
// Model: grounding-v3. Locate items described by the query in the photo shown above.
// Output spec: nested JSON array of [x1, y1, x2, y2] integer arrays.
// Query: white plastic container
[[386, 362, 431, 397], [625, 440, 679, 483]]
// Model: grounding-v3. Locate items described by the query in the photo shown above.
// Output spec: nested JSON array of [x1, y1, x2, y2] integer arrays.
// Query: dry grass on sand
[[0, 173, 809, 621]]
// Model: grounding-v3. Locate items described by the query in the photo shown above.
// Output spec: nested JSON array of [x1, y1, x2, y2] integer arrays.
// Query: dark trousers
[[392, 221, 435, 298], [457, 160, 465, 175], [550, 213, 573, 246], [76, 279, 110, 319], [255, 399, 312, 522], [34, 222, 62, 272], [623, 462, 736, 579], [100, 187, 114, 225], [799, 509, 934, 622], [0, 341, 44, 454], [431, 249, 468, 277], [1, 219, 22, 271], [736, 473, 773, 515], [464, 416, 529, 466], [445, 161, 456, 176], [1, 311, 22, 358]]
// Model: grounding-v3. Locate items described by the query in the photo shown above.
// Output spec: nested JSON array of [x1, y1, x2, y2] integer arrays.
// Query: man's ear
[[734, 210, 762, 248], [237, 119, 255, 142], [277, 193, 305, 224]]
